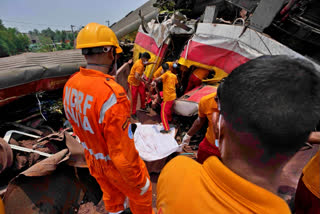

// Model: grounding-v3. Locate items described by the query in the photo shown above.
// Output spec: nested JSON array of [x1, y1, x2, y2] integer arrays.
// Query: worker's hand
[[182, 133, 192, 145], [151, 81, 156, 87]]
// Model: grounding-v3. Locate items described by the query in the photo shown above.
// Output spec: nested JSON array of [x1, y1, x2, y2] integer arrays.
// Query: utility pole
[[105, 20, 110, 27], [70, 25, 75, 40], [70, 25, 76, 48]]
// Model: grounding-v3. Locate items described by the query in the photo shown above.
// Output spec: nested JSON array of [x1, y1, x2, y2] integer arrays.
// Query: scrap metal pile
[[0, 90, 104, 213]]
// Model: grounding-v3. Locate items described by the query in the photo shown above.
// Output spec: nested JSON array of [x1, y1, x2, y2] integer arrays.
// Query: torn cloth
[[134, 123, 180, 161]]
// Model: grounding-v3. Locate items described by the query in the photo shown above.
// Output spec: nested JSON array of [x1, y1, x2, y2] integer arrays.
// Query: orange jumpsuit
[[0, 198, 4, 214], [157, 156, 291, 214], [63, 67, 153, 214]]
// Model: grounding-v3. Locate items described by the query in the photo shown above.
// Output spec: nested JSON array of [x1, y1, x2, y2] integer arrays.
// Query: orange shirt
[[153, 67, 163, 78], [157, 156, 291, 214], [153, 62, 175, 79], [193, 68, 210, 80], [198, 93, 218, 145], [128, 59, 145, 86], [161, 70, 178, 102], [302, 150, 320, 198]]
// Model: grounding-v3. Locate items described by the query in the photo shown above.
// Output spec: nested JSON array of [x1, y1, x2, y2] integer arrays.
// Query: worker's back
[[157, 156, 291, 214], [64, 67, 117, 162]]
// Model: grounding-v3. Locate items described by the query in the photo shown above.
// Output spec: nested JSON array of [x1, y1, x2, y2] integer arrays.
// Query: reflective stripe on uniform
[[81, 142, 111, 161], [99, 93, 117, 124], [140, 177, 150, 196]]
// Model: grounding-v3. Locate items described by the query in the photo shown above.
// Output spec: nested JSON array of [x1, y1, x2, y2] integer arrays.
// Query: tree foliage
[[0, 20, 30, 57], [0, 20, 78, 57]]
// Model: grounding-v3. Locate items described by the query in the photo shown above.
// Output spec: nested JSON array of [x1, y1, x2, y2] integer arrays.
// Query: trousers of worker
[[130, 83, 146, 115], [196, 137, 221, 164], [185, 73, 202, 93], [161, 100, 174, 131], [88, 157, 153, 214]]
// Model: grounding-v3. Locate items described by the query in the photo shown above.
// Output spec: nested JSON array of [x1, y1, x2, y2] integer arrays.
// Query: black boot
[[120, 208, 132, 214]]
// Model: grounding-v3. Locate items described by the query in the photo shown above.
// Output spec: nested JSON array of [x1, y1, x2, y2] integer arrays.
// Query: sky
[[0, 0, 150, 33]]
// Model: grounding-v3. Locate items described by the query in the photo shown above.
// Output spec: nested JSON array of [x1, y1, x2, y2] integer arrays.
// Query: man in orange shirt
[[157, 55, 320, 213], [295, 132, 320, 214], [185, 67, 211, 92], [153, 67, 178, 133], [63, 23, 153, 214], [152, 61, 181, 79], [182, 92, 221, 163], [128, 52, 155, 119]]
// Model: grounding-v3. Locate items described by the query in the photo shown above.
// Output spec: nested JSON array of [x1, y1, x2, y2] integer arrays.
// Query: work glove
[[151, 81, 156, 87], [182, 133, 192, 145]]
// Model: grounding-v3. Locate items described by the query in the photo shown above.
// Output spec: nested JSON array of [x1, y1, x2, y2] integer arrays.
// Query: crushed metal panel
[[133, 26, 170, 78], [203, 5, 218, 23], [0, 138, 13, 173], [179, 23, 320, 74], [111, 0, 158, 38], [3, 165, 84, 214], [226, 0, 260, 12], [249, 0, 287, 32]]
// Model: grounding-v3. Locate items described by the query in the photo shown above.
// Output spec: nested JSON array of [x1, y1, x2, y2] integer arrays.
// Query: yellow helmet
[[76, 22, 122, 54]]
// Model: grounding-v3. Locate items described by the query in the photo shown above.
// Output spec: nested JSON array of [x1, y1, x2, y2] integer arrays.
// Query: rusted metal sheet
[[3, 133, 99, 214], [0, 138, 13, 173], [4, 165, 84, 214]]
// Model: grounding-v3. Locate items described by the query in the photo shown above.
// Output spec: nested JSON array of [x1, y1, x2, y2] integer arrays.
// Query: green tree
[[33, 29, 40, 35], [61, 30, 67, 43], [41, 27, 55, 41], [0, 20, 31, 57], [0, 20, 5, 31], [54, 30, 62, 42], [38, 35, 53, 52]]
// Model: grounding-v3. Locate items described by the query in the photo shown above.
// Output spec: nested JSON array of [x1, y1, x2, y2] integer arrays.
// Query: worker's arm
[[182, 116, 207, 145], [188, 116, 207, 136], [102, 100, 148, 191], [307, 132, 320, 144], [153, 76, 163, 83], [134, 66, 148, 84], [144, 61, 156, 66]]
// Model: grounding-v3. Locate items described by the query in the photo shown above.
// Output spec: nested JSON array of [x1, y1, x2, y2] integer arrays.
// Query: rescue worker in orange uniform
[[128, 52, 155, 119], [182, 92, 221, 163], [295, 132, 320, 214], [63, 23, 153, 214], [152, 61, 181, 79], [152, 65, 178, 133], [185, 67, 210, 93], [157, 56, 320, 213]]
